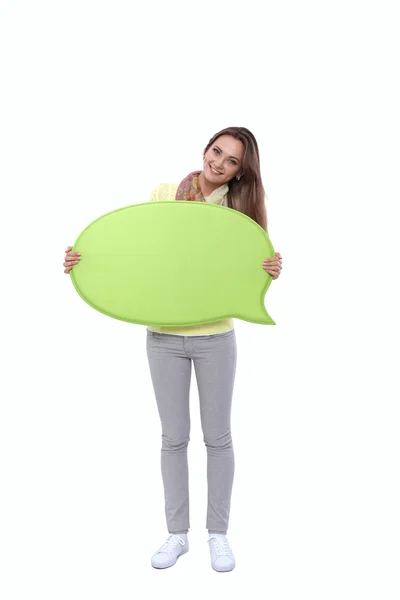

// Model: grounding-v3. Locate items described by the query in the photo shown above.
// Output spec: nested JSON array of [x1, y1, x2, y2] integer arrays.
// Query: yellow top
[[146, 182, 234, 336]]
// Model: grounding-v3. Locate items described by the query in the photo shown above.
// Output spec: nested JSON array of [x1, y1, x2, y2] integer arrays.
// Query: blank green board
[[70, 201, 276, 326]]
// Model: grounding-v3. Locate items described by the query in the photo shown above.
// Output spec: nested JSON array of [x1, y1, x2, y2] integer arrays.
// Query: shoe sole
[[212, 562, 235, 572]]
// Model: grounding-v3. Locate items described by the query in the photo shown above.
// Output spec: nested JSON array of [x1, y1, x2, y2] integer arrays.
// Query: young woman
[[64, 127, 282, 572]]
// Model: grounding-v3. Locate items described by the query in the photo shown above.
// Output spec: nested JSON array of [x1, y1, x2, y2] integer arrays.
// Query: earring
[[236, 175, 241, 181]]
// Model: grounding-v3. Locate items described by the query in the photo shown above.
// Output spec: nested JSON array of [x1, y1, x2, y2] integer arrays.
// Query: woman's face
[[203, 135, 244, 186]]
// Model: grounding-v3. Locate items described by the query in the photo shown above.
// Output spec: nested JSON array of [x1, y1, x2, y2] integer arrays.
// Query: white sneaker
[[151, 534, 188, 569], [208, 534, 235, 572]]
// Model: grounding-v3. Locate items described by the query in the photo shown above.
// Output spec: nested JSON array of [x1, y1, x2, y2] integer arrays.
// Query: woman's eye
[[213, 148, 220, 154]]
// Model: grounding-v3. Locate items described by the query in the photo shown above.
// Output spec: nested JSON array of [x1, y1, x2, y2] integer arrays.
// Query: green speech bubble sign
[[70, 201, 276, 326]]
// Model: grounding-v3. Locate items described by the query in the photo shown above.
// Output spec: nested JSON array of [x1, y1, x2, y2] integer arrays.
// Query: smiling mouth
[[209, 164, 223, 175]]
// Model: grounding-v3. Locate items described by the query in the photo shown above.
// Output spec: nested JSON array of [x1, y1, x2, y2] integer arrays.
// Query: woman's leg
[[191, 331, 237, 533], [146, 331, 192, 533]]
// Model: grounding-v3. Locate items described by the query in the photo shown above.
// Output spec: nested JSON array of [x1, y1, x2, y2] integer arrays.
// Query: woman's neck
[[198, 172, 220, 197]]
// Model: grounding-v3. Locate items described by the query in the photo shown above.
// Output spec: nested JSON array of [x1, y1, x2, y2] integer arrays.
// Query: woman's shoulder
[[148, 182, 179, 202]]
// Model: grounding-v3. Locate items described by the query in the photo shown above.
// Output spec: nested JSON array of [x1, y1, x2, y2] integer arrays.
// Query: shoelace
[[208, 536, 231, 557], [158, 535, 185, 553]]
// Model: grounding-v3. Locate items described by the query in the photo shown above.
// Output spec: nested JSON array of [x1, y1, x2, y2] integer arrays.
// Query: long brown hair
[[203, 127, 268, 232]]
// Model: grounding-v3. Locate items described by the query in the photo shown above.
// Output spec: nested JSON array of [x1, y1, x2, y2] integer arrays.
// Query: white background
[[1, 1, 399, 598]]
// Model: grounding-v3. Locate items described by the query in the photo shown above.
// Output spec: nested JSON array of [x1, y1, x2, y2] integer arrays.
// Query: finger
[[264, 268, 280, 279], [263, 260, 282, 268], [263, 265, 281, 275], [264, 255, 282, 262], [65, 246, 73, 253], [63, 261, 79, 268], [66, 251, 81, 257], [264, 258, 281, 264], [65, 254, 81, 262]]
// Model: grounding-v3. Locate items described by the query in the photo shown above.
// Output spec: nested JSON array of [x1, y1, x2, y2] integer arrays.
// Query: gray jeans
[[146, 329, 237, 534]]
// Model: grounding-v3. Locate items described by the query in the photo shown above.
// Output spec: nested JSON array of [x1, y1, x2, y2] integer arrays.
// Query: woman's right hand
[[63, 246, 81, 274]]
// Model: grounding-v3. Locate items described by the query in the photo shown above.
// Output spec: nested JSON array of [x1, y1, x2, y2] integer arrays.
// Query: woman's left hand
[[263, 252, 282, 280]]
